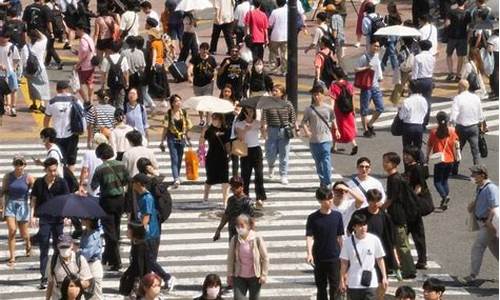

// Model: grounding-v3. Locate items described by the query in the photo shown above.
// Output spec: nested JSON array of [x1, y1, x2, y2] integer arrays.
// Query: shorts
[[96, 38, 113, 51], [446, 38, 467, 57], [78, 69, 95, 86], [193, 82, 214, 96], [360, 86, 384, 116], [55, 134, 79, 166], [7, 71, 18, 91], [4, 199, 30, 222]]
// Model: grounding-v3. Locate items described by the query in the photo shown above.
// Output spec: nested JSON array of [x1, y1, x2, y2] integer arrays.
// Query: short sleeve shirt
[[356, 53, 383, 88], [475, 181, 499, 220], [46, 253, 93, 300], [306, 209, 344, 261], [31, 176, 69, 217], [150, 40, 164, 65], [244, 9, 269, 43], [45, 95, 83, 139], [138, 191, 160, 240], [190, 54, 217, 87], [0, 42, 20, 73], [301, 104, 334, 143]]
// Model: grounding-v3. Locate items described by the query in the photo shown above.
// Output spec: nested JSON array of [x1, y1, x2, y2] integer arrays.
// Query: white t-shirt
[[101, 53, 130, 88], [234, 120, 260, 147], [234, 2, 252, 27], [340, 233, 385, 289], [146, 10, 160, 25], [120, 11, 139, 38], [0, 42, 20, 73], [419, 23, 438, 55], [45, 94, 84, 139], [109, 124, 134, 153], [46, 144, 65, 178], [269, 6, 288, 42], [123, 146, 158, 176], [81, 150, 103, 197], [214, 0, 234, 24], [333, 199, 359, 233], [488, 35, 499, 52], [347, 176, 386, 205]]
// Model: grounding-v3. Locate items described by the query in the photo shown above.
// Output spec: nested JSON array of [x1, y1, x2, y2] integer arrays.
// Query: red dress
[[356, 0, 370, 37], [330, 81, 357, 143]]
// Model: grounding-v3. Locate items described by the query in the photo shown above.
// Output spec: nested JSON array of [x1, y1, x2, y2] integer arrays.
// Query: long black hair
[[435, 111, 449, 139], [60, 276, 84, 300]]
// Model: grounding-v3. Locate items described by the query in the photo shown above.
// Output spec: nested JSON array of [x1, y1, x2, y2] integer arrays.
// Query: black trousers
[[146, 238, 171, 282], [490, 52, 499, 98], [100, 195, 124, 267], [55, 134, 79, 166], [231, 154, 239, 178], [402, 123, 424, 161], [407, 217, 427, 264], [251, 43, 265, 61], [413, 78, 433, 126], [45, 37, 61, 65], [179, 32, 199, 62], [241, 146, 267, 201], [209, 22, 234, 54], [314, 258, 341, 300]]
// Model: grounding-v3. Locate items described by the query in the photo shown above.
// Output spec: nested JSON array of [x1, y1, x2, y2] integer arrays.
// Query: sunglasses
[[358, 165, 371, 169]]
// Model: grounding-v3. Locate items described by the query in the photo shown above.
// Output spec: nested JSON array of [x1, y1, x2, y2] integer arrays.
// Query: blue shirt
[[138, 191, 160, 240], [79, 229, 102, 261], [125, 103, 148, 136], [475, 181, 499, 219]]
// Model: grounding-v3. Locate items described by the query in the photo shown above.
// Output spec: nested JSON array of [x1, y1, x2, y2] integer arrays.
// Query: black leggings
[[241, 146, 267, 200]]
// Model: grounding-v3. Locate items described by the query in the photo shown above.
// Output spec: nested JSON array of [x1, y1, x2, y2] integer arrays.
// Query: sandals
[[26, 244, 32, 257], [7, 259, 15, 267]]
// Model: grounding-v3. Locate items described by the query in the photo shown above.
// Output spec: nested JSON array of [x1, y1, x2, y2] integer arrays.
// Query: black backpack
[[4, 20, 25, 49], [319, 51, 337, 88], [319, 26, 337, 52], [107, 56, 126, 89], [152, 180, 173, 223], [467, 68, 481, 92], [368, 14, 387, 46], [336, 84, 353, 113], [69, 97, 85, 135], [48, 148, 79, 193], [25, 46, 40, 75]]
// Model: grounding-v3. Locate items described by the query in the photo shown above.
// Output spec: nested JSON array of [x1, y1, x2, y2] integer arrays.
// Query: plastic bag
[[70, 69, 80, 92]]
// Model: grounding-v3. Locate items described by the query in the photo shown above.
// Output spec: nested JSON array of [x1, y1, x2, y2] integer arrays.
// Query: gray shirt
[[301, 104, 334, 143], [331, 14, 345, 43]]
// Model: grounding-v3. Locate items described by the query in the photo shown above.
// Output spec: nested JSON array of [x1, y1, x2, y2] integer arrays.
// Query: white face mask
[[206, 286, 220, 299], [59, 247, 72, 258], [236, 227, 248, 237]]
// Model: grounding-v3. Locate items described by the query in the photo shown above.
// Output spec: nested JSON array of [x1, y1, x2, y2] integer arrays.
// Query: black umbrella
[[37, 193, 107, 219], [240, 96, 288, 110]]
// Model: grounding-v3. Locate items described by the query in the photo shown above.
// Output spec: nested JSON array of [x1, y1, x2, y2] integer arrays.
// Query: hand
[[334, 130, 341, 140], [381, 277, 388, 290], [213, 230, 221, 241], [304, 48, 309, 54], [305, 254, 314, 265], [259, 277, 266, 284], [77, 186, 87, 195], [29, 217, 38, 228], [339, 279, 347, 294], [227, 276, 233, 287], [467, 201, 475, 213]]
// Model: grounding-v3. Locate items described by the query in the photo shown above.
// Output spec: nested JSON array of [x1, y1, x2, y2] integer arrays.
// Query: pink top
[[238, 236, 256, 278], [79, 34, 95, 71], [244, 10, 269, 43]]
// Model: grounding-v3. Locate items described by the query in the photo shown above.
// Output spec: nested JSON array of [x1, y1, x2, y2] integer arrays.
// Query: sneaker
[[56, 63, 63, 70], [29, 104, 37, 111], [459, 275, 476, 285], [268, 167, 275, 179], [173, 179, 180, 189], [395, 269, 403, 282], [367, 126, 376, 136], [363, 130, 372, 138], [198, 120, 206, 127], [10, 107, 16, 117], [38, 277, 48, 290], [166, 276, 176, 292], [256, 199, 264, 209], [350, 146, 358, 156], [280, 176, 289, 185], [415, 262, 428, 270]]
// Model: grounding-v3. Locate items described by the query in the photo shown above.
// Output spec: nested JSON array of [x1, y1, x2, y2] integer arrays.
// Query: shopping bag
[[70, 70, 80, 92], [354, 68, 374, 90], [185, 147, 199, 181], [231, 139, 248, 157]]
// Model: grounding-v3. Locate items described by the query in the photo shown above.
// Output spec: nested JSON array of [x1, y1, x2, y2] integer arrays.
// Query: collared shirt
[[356, 52, 383, 88], [269, 5, 288, 42], [419, 23, 438, 55], [398, 93, 428, 124], [31, 175, 69, 217], [450, 91, 484, 126], [475, 180, 499, 220], [411, 50, 435, 80], [79, 229, 102, 261]]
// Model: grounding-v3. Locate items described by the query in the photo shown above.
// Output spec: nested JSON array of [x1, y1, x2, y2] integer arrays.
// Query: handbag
[[351, 235, 372, 287], [478, 132, 488, 158], [390, 113, 404, 136], [231, 139, 248, 157], [429, 137, 449, 164], [277, 106, 294, 139], [354, 55, 375, 90]]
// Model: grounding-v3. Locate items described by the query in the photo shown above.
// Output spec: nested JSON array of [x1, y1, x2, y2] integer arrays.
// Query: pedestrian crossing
[[0, 138, 473, 299]]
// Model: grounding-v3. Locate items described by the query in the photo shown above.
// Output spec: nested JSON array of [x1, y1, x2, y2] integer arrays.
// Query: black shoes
[[416, 262, 428, 270], [440, 197, 450, 211], [350, 146, 358, 156], [38, 277, 48, 290]]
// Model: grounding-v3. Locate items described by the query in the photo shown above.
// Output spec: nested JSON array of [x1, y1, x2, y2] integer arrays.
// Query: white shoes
[[281, 176, 289, 185], [268, 167, 275, 179]]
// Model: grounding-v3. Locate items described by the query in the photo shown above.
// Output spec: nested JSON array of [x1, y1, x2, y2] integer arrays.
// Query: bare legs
[[203, 183, 230, 207], [6, 217, 31, 264]]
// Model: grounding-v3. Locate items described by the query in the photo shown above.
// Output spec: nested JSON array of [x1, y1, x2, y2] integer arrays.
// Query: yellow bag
[[185, 147, 199, 181], [231, 139, 248, 157]]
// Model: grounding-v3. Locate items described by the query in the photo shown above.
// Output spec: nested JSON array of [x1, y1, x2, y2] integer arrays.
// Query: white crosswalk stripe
[[0, 136, 472, 299]]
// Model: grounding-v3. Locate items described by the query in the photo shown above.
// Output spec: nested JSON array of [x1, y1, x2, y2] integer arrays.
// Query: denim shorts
[[360, 87, 384, 116], [4, 199, 30, 222], [7, 71, 18, 91]]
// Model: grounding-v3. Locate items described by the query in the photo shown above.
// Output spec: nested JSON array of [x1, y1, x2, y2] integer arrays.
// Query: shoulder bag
[[390, 112, 404, 136], [354, 54, 375, 90], [231, 139, 248, 157], [277, 106, 294, 139], [429, 137, 449, 164], [351, 235, 372, 287]]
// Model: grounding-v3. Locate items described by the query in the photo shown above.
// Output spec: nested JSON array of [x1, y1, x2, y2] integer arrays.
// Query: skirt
[[26, 68, 51, 101], [334, 106, 357, 143]]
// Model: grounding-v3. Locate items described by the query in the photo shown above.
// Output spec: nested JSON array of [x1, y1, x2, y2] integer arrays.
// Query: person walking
[[354, 39, 384, 138], [245, 59, 273, 97], [268, 0, 287, 76], [339, 214, 388, 300], [331, 181, 365, 234], [426, 111, 459, 210], [0, 156, 34, 266], [381, 2, 402, 74], [178, 12, 198, 62], [79, 218, 104, 299], [346, 157, 386, 205], [234, 0, 252, 45], [85, 90, 115, 149], [124, 88, 149, 142], [109, 109, 133, 161], [160, 94, 192, 187], [418, 15, 438, 56], [306, 187, 344, 300], [261, 84, 297, 185], [235, 107, 267, 208], [461, 48, 489, 99], [123, 130, 158, 177], [25, 29, 51, 112], [193, 274, 223, 300], [217, 46, 249, 101], [398, 82, 428, 157], [411, 40, 435, 126], [301, 85, 337, 189], [122, 37, 146, 101], [209, 0, 234, 54], [227, 214, 269, 300], [101, 42, 129, 109], [444, 0, 470, 82], [73, 22, 95, 106], [461, 165, 499, 285], [93, 2, 118, 59], [244, 0, 268, 61]]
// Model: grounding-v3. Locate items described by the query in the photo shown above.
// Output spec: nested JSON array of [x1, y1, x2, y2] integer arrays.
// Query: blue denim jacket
[[79, 229, 102, 262]]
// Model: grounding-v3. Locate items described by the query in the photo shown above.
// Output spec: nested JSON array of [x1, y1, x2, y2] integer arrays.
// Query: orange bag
[[185, 147, 199, 181]]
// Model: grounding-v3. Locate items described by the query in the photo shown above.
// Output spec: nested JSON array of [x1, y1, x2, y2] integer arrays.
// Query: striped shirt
[[262, 100, 296, 127], [91, 160, 129, 198], [86, 104, 116, 133]]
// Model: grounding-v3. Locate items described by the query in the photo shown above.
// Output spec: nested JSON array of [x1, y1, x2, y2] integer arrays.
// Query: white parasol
[[374, 25, 422, 37], [176, 0, 213, 12], [183, 96, 234, 113]]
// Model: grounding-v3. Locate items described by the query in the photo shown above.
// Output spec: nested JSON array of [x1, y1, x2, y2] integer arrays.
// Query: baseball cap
[[470, 165, 488, 176], [57, 234, 73, 248]]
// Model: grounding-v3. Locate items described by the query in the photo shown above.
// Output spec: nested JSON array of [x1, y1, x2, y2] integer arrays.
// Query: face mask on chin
[[206, 286, 220, 299]]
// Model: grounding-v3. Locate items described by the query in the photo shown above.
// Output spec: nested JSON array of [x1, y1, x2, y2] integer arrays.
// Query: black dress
[[204, 125, 229, 185]]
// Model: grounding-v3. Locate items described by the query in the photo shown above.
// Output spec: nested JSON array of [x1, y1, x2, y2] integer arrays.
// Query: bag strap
[[475, 182, 491, 202], [351, 176, 368, 197], [351, 235, 364, 268], [310, 105, 330, 128], [105, 161, 123, 186]]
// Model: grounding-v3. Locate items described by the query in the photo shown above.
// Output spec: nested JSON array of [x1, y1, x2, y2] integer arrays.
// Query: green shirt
[[91, 160, 129, 198]]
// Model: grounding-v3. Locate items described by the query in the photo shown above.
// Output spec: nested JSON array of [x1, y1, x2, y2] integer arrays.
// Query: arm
[[337, 235, 343, 250], [79, 166, 89, 193], [45, 280, 54, 300], [339, 259, 349, 293], [213, 213, 228, 241], [187, 63, 194, 84], [376, 257, 388, 289], [347, 186, 365, 208], [227, 237, 235, 286], [141, 214, 150, 227], [43, 115, 51, 128], [257, 237, 269, 283], [93, 19, 100, 42], [305, 236, 314, 264]]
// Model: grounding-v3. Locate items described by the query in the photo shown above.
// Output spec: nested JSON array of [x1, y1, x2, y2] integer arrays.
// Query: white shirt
[[234, 1, 252, 27], [347, 176, 386, 205], [120, 11, 139, 38], [450, 91, 484, 126], [109, 124, 134, 153], [45, 93, 84, 139], [214, 0, 234, 24], [419, 23, 438, 55], [47, 144, 64, 178], [411, 50, 435, 80], [488, 34, 499, 52], [123, 146, 158, 176], [332, 199, 358, 233], [398, 94, 428, 124], [312, 23, 329, 49], [340, 233, 385, 289], [269, 6, 288, 42], [101, 53, 130, 88], [234, 120, 260, 148], [0, 42, 20, 73], [81, 150, 102, 197]]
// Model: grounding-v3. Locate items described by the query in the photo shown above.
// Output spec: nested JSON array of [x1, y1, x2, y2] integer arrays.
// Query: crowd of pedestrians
[[0, 0, 498, 299]]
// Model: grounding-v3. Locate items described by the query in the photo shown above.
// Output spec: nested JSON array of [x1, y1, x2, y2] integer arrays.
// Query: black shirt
[[224, 195, 254, 239], [190, 54, 217, 87], [306, 209, 344, 261], [31, 176, 69, 217], [219, 57, 248, 99], [386, 173, 407, 226], [22, 3, 52, 33], [446, 8, 470, 40]]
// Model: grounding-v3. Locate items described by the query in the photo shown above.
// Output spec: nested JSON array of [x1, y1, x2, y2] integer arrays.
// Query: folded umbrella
[[183, 96, 235, 113], [374, 25, 422, 37], [176, 0, 213, 11], [37, 194, 107, 219]]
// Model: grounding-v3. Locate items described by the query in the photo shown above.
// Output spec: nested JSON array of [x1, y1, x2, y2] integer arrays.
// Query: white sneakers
[[268, 167, 275, 179], [280, 177, 289, 185]]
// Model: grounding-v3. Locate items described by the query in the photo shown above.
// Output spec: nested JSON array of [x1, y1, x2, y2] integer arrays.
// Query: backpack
[[25, 46, 40, 75], [319, 51, 337, 88], [69, 97, 85, 135], [466, 62, 481, 92], [152, 180, 172, 223], [51, 8, 66, 39], [48, 148, 79, 192], [368, 14, 387, 46], [399, 177, 421, 223], [4, 20, 25, 49], [336, 84, 353, 113], [319, 26, 336, 52], [107, 55, 126, 89]]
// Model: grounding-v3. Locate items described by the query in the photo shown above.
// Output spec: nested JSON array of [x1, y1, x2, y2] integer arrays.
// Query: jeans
[[241, 146, 267, 200], [178, 31, 199, 62], [38, 216, 64, 278], [359, 87, 384, 116], [470, 222, 499, 276], [310, 141, 333, 187], [407, 217, 426, 264], [146, 238, 171, 282], [141, 85, 154, 108], [209, 22, 234, 54], [314, 259, 341, 300], [265, 127, 290, 177], [433, 162, 452, 198], [456, 124, 480, 165], [394, 224, 416, 276], [382, 40, 398, 70], [412, 78, 433, 126], [167, 136, 185, 181], [233, 276, 261, 300]]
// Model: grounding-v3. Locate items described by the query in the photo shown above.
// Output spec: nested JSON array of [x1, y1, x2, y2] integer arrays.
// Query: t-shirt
[[101, 53, 129, 77], [190, 54, 217, 87], [349, 208, 386, 239], [234, 1, 252, 27], [122, 146, 158, 176], [386, 173, 407, 226], [0, 42, 20, 73], [150, 39, 164, 65], [332, 199, 358, 234], [31, 176, 69, 217], [447, 8, 470, 40], [346, 176, 386, 205], [356, 53, 383, 88], [45, 94, 84, 139], [244, 9, 269, 43], [301, 104, 334, 143], [339, 233, 385, 289], [120, 10, 139, 38], [109, 124, 134, 153], [78, 33, 95, 71], [224, 195, 254, 239], [47, 144, 64, 177], [85, 104, 116, 133], [305, 209, 344, 261], [46, 253, 93, 300], [122, 48, 146, 74], [22, 3, 51, 33], [220, 57, 248, 95], [214, 0, 234, 24], [125, 103, 148, 136], [138, 191, 160, 240], [234, 120, 260, 148], [80, 150, 102, 197], [268, 5, 288, 42], [492, 207, 499, 238]]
